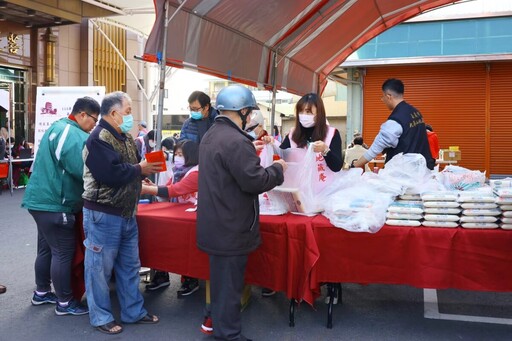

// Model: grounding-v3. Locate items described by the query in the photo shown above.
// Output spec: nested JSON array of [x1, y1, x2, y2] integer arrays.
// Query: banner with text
[[34, 86, 105, 156]]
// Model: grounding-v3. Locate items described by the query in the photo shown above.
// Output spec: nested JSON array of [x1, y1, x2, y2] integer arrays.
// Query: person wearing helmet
[[197, 84, 287, 341]]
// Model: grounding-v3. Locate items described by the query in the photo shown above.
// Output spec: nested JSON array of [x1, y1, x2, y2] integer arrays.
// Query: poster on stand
[[34, 86, 105, 156]]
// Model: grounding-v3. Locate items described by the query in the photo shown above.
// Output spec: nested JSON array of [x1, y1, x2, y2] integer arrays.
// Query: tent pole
[[270, 51, 278, 135], [155, 0, 189, 150], [155, 0, 171, 151]]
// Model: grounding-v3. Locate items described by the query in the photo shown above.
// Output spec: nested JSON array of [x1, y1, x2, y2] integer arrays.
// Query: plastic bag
[[438, 165, 485, 191], [322, 185, 393, 233], [258, 144, 288, 215]]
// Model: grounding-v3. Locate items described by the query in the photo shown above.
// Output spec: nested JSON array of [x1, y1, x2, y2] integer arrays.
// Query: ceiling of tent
[[140, 0, 463, 95]]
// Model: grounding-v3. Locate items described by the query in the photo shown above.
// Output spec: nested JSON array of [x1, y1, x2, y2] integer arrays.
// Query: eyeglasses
[[188, 106, 204, 112], [86, 113, 98, 123]]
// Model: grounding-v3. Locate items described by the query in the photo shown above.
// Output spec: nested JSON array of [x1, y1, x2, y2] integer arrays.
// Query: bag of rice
[[503, 211, 512, 217], [424, 207, 462, 214], [460, 215, 498, 223], [496, 197, 512, 205], [387, 201, 424, 214], [385, 219, 421, 227], [422, 221, 458, 228], [457, 194, 495, 203], [462, 208, 502, 216], [500, 223, 512, 230], [423, 201, 460, 208], [460, 202, 497, 209], [501, 217, 512, 224], [421, 191, 458, 201], [461, 222, 498, 229], [423, 214, 460, 222], [386, 212, 423, 220], [398, 194, 422, 200], [500, 205, 512, 211], [494, 188, 512, 198]]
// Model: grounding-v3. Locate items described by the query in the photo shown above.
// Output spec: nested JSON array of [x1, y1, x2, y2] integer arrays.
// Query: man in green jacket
[[22, 96, 100, 316]]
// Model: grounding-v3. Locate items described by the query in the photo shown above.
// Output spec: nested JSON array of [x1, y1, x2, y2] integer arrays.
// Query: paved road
[[1, 188, 512, 340]]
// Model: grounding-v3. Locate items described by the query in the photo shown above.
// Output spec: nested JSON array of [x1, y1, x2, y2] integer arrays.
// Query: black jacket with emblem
[[197, 116, 284, 256]]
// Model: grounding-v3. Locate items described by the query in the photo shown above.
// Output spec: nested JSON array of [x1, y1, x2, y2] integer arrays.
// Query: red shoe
[[200, 316, 213, 335]]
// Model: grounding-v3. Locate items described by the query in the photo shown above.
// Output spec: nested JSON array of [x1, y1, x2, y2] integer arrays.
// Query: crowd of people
[[8, 78, 441, 340]]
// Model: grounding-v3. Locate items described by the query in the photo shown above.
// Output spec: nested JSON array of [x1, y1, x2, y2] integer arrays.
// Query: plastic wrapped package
[[422, 221, 458, 228], [462, 208, 502, 216], [386, 212, 423, 220], [501, 217, 512, 224], [387, 201, 424, 214], [377, 153, 433, 194], [322, 185, 393, 233], [460, 215, 498, 223], [500, 223, 512, 230], [385, 219, 421, 227], [423, 201, 460, 208], [424, 207, 462, 214], [424, 214, 460, 222], [421, 191, 458, 201], [503, 211, 512, 218], [439, 165, 485, 191], [494, 188, 512, 198], [460, 202, 498, 209], [461, 222, 498, 229]]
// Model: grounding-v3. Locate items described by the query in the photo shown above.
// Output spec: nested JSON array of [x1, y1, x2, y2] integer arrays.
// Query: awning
[[142, 0, 461, 95]]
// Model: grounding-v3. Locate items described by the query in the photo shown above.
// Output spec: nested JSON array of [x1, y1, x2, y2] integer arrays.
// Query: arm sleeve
[[323, 129, 342, 172], [165, 171, 198, 197], [363, 120, 403, 161], [85, 137, 142, 188], [227, 140, 284, 195]]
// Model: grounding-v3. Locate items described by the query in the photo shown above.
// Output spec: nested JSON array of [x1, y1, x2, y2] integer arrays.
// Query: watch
[[321, 148, 330, 157]]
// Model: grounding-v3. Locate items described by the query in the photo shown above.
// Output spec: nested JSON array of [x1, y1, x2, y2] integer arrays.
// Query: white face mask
[[174, 156, 185, 168], [299, 113, 315, 128], [149, 140, 156, 148]]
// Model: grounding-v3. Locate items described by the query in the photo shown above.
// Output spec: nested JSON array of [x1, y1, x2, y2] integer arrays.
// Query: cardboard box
[[439, 149, 461, 161]]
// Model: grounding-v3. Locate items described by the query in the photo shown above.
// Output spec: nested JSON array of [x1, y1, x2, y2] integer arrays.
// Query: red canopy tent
[[143, 0, 461, 95]]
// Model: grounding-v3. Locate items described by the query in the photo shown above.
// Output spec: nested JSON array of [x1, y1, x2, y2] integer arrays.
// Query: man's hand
[[139, 160, 163, 176], [273, 159, 287, 172], [261, 136, 274, 144], [252, 140, 265, 152]]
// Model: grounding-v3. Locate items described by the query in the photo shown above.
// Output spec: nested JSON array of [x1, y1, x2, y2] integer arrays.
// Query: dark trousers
[[209, 254, 249, 341], [30, 210, 76, 303]]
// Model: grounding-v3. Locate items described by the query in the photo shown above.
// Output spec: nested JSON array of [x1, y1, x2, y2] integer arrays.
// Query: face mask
[[190, 111, 203, 120], [115, 113, 134, 133], [248, 131, 257, 139], [149, 140, 156, 148], [299, 113, 315, 128], [174, 156, 185, 168]]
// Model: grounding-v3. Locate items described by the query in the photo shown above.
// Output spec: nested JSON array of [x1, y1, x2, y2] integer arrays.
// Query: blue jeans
[[83, 208, 147, 327]]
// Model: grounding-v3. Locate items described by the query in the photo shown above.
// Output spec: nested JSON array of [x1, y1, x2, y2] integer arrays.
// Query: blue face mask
[[190, 111, 203, 120], [248, 131, 257, 139], [117, 114, 134, 133]]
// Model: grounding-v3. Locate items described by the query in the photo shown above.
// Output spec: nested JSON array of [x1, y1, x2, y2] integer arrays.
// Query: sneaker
[[261, 288, 276, 297], [31, 291, 58, 306], [55, 299, 89, 316], [145, 272, 171, 291], [177, 278, 199, 297], [200, 316, 213, 335]]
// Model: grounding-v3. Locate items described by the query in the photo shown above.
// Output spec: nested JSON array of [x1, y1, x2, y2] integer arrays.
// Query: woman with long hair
[[279, 93, 342, 193]]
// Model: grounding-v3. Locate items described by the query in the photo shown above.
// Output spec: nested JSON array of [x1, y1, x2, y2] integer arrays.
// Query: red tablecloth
[[310, 216, 512, 292], [136, 202, 320, 304], [136, 203, 512, 307]]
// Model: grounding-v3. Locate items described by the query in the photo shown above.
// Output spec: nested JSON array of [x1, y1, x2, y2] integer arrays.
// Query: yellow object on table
[[449, 146, 459, 151]]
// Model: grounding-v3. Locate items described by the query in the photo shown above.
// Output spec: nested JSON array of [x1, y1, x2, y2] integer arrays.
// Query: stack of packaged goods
[[491, 179, 512, 230], [421, 191, 460, 228], [458, 190, 501, 229], [385, 195, 423, 227]]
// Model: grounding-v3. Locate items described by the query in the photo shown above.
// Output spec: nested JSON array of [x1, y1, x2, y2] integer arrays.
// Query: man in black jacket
[[197, 85, 286, 341]]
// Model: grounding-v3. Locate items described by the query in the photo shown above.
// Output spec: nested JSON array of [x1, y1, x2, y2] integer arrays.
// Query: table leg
[[289, 299, 295, 327]]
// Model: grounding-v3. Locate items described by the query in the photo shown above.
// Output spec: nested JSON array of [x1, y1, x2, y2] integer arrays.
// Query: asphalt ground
[[1, 188, 512, 340]]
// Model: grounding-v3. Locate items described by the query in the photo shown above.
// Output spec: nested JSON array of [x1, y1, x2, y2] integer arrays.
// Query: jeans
[[83, 208, 147, 327], [30, 210, 76, 303]]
